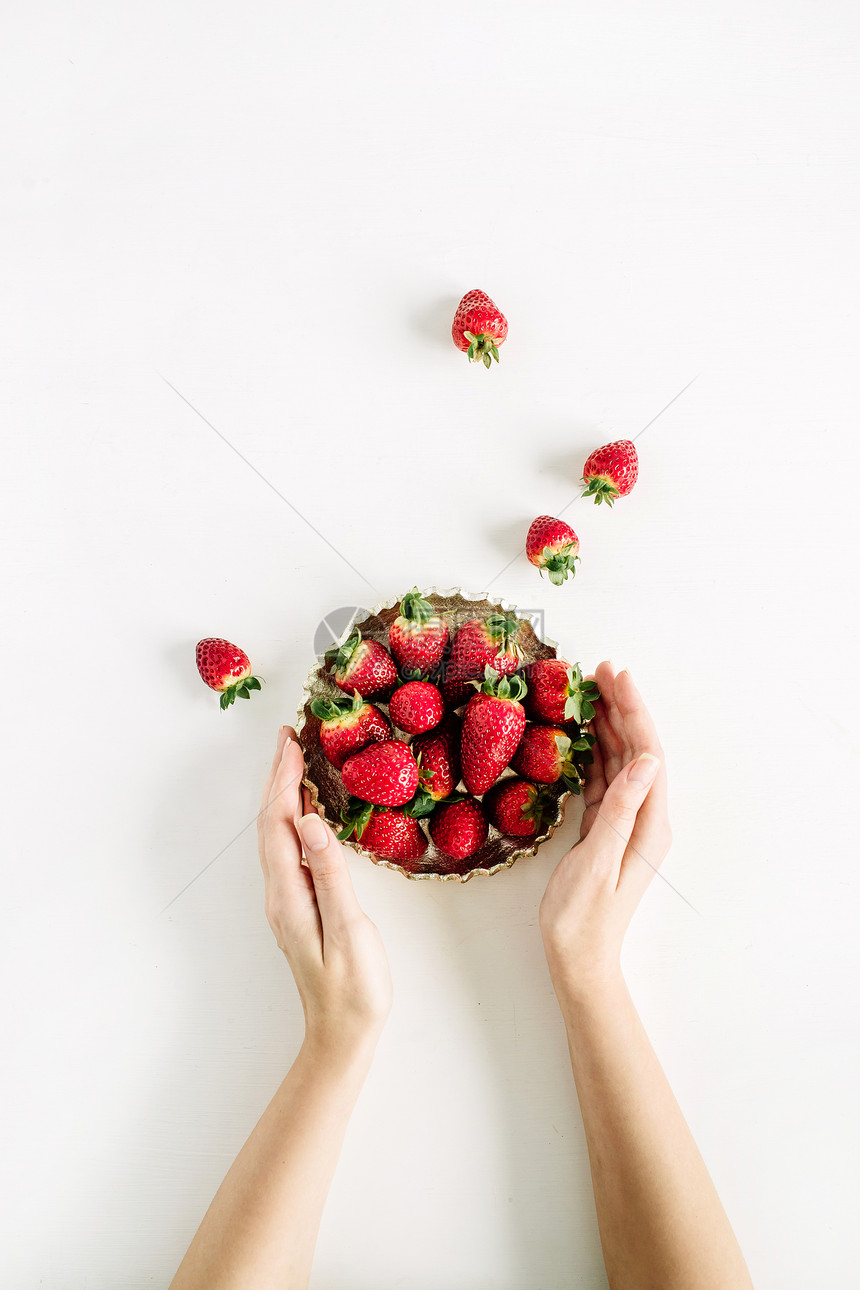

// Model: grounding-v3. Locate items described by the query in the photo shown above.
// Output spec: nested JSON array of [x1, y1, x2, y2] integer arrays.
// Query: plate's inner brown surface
[[298, 592, 570, 882]]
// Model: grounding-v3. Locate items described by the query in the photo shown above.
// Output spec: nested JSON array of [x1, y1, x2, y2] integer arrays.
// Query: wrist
[[546, 953, 626, 1014], [301, 1024, 383, 1078]]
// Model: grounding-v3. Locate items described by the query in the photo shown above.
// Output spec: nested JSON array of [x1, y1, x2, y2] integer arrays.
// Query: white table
[[3, 4, 859, 1286]]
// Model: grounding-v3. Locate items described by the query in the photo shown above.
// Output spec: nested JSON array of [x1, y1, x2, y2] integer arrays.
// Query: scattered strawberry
[[388, 589, 449, 676], [581, 439, 639, 506], [195, 638, 262, 711], [429, 796, 489, 860], [338, 800, 428, 863], [526, 516, 580, 586], [524, 658, 599, 724], [510, 723, 595, 793], [461, 667, 528, 795], [484, 777, 555, 837], [389, 681, 444, 735], [411, 714, 462, 802], [326, 629, 398, 699], [341, 739, 420, 807], [442, 614, 523, 707], [451, 289, 508, 368], [310, 692, 391, 770]]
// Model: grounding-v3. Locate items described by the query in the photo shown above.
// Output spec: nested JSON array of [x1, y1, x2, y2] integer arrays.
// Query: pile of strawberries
[[309, 590, 599, 875]]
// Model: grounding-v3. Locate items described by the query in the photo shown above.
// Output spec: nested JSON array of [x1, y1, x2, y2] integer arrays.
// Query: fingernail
[[298, 813, 329, 852], [628, 752, 660, 785]]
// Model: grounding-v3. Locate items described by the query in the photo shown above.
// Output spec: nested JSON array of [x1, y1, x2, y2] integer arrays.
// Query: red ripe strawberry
[[389, 681, 444, 735], [339, 801, 428, 863], [581, 439, 639, 506], [509, 723, 595, 794], [310, 692, 391, 770], [524, 658, 599, 725], [388, 589, 449, 676], [411, 713, 462, 802], [429, 796, 488, 860], [326, 629, 398, 699], [526, 516, 580, 586], [442, 614, 523, 707], [484, 777, 555, 837], [195, 638, 263, 711], [460, 668, 528, 795], [451, 289, 508, 369], [341, 739, 419, 806]]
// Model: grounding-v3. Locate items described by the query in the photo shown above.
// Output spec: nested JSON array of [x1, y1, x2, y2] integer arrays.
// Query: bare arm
[[540, 665, 753, 1290], [170, 727, 393, 1290]]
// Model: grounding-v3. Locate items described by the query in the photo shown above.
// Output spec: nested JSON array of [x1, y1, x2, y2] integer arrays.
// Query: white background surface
[[2, 3, 859, 1286]]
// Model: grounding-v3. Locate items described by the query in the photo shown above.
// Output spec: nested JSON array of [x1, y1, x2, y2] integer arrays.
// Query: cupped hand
[[539, 663, 672, 994], [257, 727, 393, 1059]]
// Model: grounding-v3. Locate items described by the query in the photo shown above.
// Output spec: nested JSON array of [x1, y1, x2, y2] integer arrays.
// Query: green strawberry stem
[[470, 665, 528, 701], [562, 666, 599, 723], [540, 544, 580, 586], [219, 675, 263, 710], [311, 690, 364, 721], [325, 629, 361, 672], [580, 476, 621, 506], [399, 588, 436, 625], [463, 330, 501, 369]]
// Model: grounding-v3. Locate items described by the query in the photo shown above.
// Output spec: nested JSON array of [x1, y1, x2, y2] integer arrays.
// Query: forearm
[[169, 1035, 377, 1290], [554, 970, 753, 1290]]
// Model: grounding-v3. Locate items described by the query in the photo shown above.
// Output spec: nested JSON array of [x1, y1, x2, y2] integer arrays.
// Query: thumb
[[584, 752, 661, 874], [297, 811, 362, 925]]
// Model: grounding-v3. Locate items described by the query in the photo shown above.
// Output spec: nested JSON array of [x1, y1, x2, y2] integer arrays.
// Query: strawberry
[[451, 289, 508, 368], [524, 659, 599, 725], [429, 796, 488, 860], [310, 692, 391, 770], [411, 714, 462, 802], [341, 739, 420, 807], [326, 629, 398, 699], [442, 613, 523, 708], [509, 723, 595, 794], [195, 638, 262, 711], [581, 439, 639, 506], [389, 681, 444, 735], [388, 589, 449, 677], [484, 777, 555, 837], [460, 668, 528, 795], [338, 800, 428, 863], [526, 516, 580, 586]]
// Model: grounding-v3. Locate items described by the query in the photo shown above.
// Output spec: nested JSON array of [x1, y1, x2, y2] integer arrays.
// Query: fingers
[[582, 751, 661, 882], [260, 732, 319, 920], [580, 726, 607, 840], [594, 661, 633, 767], [296, 809, 363, 930], [261, 724, 294, 813]]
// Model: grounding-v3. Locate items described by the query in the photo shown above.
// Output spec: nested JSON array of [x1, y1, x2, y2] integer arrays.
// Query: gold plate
[[296, 588, 570, 883]]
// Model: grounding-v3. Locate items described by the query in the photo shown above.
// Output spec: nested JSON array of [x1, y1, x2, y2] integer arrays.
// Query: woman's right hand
[[539, 663, 672, 995]]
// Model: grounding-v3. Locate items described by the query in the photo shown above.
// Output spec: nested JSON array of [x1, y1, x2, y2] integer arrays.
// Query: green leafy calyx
[[562, 665, 600, 723], [219, 675, 262, 711], [580, 475, 621, 507], [398, 588, 437, 627], [471, 664, 528, 702], [463, 330, 501, 368]]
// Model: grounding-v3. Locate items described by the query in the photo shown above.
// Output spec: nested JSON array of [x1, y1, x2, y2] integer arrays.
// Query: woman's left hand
[[258, 726, 393, 1061]]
